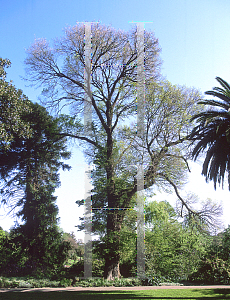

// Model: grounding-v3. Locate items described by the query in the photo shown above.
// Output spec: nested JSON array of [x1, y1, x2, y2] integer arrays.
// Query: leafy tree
[[62, 232, 84, 265], [0, 228, 6, 254], [96, 199, 210, 280], [188, 226, 230, 284], [144, 200, 209, 281], [0, 92, 71, 276], [81, 79, 217, 277], [206, 226, 230, 262], [221, 226, 230, 261], [0, 58, 32, 149], [190, 77, 230, 190], [24, 23, 204, 279]]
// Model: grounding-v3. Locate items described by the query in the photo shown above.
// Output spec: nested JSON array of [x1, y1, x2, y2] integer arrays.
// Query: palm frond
[[190, 77, 230, 190], [216, 76, 230, 93], [205, 91, 230, 105], [198, 99, 230, 111]]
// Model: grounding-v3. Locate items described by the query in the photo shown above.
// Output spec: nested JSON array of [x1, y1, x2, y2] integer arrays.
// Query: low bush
[[188, 257, 230, 284], [0, 275, 184, 288], [0, 276, 142, 288], [0, 276, 61, 288], [72, 277, 141, 287], [59, 278, 73, 287]]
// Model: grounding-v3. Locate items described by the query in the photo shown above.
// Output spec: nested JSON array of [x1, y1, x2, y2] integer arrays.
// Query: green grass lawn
[[1, 288, 230, 300]]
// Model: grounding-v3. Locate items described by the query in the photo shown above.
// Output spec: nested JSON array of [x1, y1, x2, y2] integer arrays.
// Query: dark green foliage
[[0, 229, 24, 276], [91, 199, 210, 280], [190, 77, 230, 189], [188, 225, 230, 284], [144, 201, 209, 282], [0, 58, 32, 149], [0, 68, 72, 277], [62, 232, 84, 265], [189, 257, 230, 284], [0, 276, 66, 288], [66, 259, 105, 278], [221, 227, 230, 261]]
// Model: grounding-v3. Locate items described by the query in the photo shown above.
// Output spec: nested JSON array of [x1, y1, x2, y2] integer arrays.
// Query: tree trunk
[[103, 126, 123, 279], [103, 209, 122, 280], [104, 256, 121, 280]]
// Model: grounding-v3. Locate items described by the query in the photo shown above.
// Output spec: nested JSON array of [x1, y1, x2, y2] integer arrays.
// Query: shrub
[[72, 277, 141, 287], [0, 276, 61, 288], [188, 257, 230, 284], [66, 259, 104, 279], [59, 278, 73, 287]]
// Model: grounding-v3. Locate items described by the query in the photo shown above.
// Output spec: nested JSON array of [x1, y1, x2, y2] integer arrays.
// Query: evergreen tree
[[0, 86, 71, 275]]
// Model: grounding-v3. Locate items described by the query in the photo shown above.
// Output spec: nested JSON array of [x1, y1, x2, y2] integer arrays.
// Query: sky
[[1, 0, 230, 239]]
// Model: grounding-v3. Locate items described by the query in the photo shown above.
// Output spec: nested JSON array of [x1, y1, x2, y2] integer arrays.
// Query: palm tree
[[190, 77, 230, 190]]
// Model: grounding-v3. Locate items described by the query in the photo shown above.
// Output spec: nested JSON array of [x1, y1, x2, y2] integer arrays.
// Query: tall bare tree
[[24, 23, 162, 279], [24, 23, 217, 279]]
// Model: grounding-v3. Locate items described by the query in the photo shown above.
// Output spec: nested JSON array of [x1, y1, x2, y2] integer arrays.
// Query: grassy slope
[[1, 289, 230, 300]]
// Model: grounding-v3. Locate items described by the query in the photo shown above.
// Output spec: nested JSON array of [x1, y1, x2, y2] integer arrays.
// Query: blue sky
[[1, 0, 230, 237]]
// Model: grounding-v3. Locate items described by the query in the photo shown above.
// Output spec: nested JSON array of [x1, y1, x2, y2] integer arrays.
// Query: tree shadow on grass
[[2, 290, 230, 300], [196, 288, 230, 299]]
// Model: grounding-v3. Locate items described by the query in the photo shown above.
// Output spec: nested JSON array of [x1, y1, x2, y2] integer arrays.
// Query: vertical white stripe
[[137, 165, 145, 278], [136, 23, 145, 278], [84, 164, 92, 278], [84, 22, 92, 278], [84, 23, 92, 136], [137, 23, 145, 138]]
